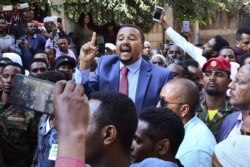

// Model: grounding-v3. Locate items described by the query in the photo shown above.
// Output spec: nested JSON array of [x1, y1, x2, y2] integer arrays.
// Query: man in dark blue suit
[[75, 24, 173, 114], [218, 64, 250, 142]]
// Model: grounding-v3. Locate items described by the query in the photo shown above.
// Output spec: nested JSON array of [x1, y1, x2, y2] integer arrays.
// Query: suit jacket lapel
[[110, 61, 120, 91], [135, 60, 151, 114]]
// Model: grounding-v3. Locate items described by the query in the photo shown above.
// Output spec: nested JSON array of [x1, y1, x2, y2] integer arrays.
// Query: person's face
[[237, 33, 250, 52], [167, 45, 184, 60], [219, 49, 236, 62], [167, 64, 184, 78], [0, 19, 7, 33], [143, 43, 151, 55], [23, 12, 31, 23], [203, 70, 230, 96], [45, 49, 55, 65], [58, 38, 68, 52], [151, 57, 165, 67], [211, 153, 222, 167], [202, 38, 216, 59], [158, 84, 185, 116], [30, 62, 47, 76], [34, 53, 49, 64], [228, 67, 250, 109], [244, 57, 250, 65], [2, 65, 22, 94], [188, 66, 203, 91], [116, 27, 143, 65], [85, 99, 105, 165], [29, 10, 35, 20], [130, 120, 155, 163], [27, 22, 36, 34], [84, 15, 90, 25], [241, 116, 250, 136], [44, 21, 56, 33], [3, 11, 12, 19], [58, 63, 73, 75]]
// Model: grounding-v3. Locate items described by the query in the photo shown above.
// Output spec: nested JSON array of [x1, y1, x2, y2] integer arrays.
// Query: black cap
[[55, 56, 76, 69]]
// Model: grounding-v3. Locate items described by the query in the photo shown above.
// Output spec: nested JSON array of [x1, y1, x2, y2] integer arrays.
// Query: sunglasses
[[159, 97, 185, 107]]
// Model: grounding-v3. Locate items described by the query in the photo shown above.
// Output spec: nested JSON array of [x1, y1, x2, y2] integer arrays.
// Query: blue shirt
[[176, 115, 216, 167], [130, 158, 179, 167]]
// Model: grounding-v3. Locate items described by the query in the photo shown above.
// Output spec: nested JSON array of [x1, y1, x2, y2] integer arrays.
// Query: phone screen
[[10, 74, 55, 114], [183, 21, 190, 32], [153, 6, 163, 21]]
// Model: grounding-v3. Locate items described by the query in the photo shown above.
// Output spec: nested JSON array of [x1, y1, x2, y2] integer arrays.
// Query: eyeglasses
[[159, 97, 185, 107]]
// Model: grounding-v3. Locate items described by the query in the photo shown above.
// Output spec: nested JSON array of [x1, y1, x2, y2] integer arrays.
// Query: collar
[[184, 115, 199, 130], [236, 112, 243, 126], [120, 57, 142, 74], [200, 98, 232, 112]]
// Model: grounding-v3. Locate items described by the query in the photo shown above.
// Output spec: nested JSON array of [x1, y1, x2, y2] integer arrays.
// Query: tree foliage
[[166, 0, 250, 24]]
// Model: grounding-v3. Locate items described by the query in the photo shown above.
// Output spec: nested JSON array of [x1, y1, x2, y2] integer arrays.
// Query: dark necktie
[[119, 66, 129, 95]]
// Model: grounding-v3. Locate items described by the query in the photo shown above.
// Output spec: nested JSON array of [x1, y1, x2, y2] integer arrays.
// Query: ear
[[212, 51, 217, 57], [102, 125, 117, 146], [236, 40, 240, 48], [155, 139, 170, 156], [180, 104, 189, 118]]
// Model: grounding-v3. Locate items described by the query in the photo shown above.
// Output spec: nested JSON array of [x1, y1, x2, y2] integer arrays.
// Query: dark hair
[[236, 27, 250, 40], [170, 59, 189, 77], [218, 46, 235, 55], [139, 107, 184, 156], [119, 24, 145, 44], [90, 91, 138, 153], [35, 51, 49, 56], [184, 60, 199, 68], [0, 16, 6, 22], [213, 35, 229, 54], [78, 12, 95, 30], [239, 52, 250, 67], [2, 62, 25, 74], [35, 71, 69, 83], [29, 58, 48, 69]]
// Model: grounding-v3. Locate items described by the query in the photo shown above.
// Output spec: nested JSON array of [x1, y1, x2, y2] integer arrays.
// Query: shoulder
[[99, 55, 119, 64], [223, 111, 241, 122]]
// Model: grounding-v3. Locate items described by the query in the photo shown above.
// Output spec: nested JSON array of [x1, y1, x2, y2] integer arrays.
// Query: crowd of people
[[0, 1, 250, 167]]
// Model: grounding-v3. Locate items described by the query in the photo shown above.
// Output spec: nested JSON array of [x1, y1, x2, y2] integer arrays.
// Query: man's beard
[[206, 89, 225, 96]]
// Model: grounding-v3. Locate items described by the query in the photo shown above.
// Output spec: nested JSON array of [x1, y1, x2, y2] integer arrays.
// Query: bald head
[[160, 78, 199, 113]]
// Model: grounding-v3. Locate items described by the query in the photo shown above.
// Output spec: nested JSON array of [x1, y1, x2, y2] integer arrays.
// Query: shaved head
[[160, 78, 199, 114]]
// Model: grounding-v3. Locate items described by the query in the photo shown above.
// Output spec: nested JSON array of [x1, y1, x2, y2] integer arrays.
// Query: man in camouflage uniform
[[197, 57, 234, 140], [0, 63, 38, 167]]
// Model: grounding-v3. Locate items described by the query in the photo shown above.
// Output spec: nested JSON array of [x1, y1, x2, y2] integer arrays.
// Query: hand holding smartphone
[[153, 6, 163, 22], [183, 21, 190, 32]]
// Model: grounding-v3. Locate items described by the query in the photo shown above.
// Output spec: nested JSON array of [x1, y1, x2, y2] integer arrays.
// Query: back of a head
[[184, 60, 200, 68], [213, 35, 229, 54], [167, 78, 199, 113], [236, 27, 250, 40], [239, 52, 250, 67], [139, 107, 184, 156], [35, 71, 69, 83], [90, 91, 138, 153]]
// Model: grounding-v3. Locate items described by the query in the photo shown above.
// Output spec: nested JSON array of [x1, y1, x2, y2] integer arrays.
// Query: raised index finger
[[90, 32, 96, 46]]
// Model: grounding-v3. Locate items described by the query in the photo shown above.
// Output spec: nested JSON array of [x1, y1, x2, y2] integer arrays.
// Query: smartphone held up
[[153, 6, 163, 22], [10, 74, 55, 114]]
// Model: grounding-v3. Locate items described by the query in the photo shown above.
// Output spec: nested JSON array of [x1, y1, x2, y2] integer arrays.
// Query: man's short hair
[[184, 60, 199, 68], [239, 52, 250, 67], [2, 62, 25, 74], [213, 35, 229, 54], [218, 46, 235, 58], [119, 24, 145, 44], [0, 16, 6, 22], [90, 91, 138, 153], [236, 27, 250, 40], [29, 58, 48, 69], [35, 71, 69, 83], [139, 107, 184, 156]]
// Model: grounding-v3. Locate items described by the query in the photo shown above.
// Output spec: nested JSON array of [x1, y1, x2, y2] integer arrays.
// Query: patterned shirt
[[0, 102, 38, 167], [197, 99, 233, 139]]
